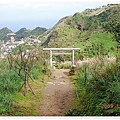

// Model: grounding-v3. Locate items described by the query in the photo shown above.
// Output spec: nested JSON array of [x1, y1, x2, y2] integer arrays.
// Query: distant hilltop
[[0, 27, 47, 42]]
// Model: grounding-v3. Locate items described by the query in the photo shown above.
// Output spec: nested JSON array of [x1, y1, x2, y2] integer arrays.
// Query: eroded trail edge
[[39, 69, 75, 116]]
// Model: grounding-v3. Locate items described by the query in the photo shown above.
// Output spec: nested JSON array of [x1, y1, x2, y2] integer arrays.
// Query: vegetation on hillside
[[0, 27, 13, 41], [0, 27, 47, 41], [40, 4, 120, 47], [40, 4, 120, 59], [15, 28, 31, 40], [15, 27, 47, 40]]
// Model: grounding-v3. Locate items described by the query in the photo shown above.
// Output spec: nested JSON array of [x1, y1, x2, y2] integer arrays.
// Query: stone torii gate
[[43, 48, 80, 67]]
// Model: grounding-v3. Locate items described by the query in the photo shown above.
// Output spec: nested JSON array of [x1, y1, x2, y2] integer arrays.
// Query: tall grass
[[0, 64, 22, 114], [67, 54, 120, 116]]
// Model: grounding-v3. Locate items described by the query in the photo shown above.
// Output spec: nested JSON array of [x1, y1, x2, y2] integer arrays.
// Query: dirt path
[[39, 69, 75, 116]]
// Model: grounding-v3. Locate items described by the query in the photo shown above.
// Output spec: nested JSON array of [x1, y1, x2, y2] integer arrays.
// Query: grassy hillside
[[40, 4, 120, 58]]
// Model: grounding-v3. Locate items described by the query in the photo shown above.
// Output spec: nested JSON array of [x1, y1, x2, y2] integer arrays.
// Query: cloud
[[0, 0, 119, 5]]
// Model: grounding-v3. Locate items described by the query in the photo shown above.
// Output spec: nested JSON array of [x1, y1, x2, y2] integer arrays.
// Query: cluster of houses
[[0, 33, 41, 58]]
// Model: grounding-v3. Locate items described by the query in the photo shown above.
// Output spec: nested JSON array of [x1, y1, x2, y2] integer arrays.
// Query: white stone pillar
[[50, 50, 52, 67], [72, 50, 74, 66]]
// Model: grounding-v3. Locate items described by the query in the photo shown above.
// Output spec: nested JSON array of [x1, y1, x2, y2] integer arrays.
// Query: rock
[[46, 94, 50, 96], [47, 82, 54, 85]]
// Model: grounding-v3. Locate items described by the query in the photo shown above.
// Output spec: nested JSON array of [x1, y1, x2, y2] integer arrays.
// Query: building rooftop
[[7, 33, 16, 36]]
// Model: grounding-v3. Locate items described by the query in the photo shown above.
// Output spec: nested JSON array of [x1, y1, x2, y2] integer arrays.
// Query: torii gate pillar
[[72, 50, 75, 66], [50, 50, 52, 67]]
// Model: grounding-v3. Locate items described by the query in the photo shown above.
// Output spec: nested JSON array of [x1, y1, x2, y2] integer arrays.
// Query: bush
[[0, 70, 22, 114]]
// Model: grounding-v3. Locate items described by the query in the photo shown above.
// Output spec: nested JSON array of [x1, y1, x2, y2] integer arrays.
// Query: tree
[[7, 44, 45, 96]]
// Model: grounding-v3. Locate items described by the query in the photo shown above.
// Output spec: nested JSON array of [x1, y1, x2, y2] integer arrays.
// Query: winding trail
[[39, 69, 75, 116]]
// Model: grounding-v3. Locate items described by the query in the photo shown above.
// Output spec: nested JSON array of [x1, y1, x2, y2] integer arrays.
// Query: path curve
[[39, 69, 74, 116]]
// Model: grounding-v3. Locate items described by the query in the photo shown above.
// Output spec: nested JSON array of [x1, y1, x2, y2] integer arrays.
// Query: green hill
[[30, 27, 47, 38], [0, 27, 47, 41], [0, 27, 13, 41], [15, 27, 47, 40], [40, 4, 120, 58], [15, 28, 31, 40]]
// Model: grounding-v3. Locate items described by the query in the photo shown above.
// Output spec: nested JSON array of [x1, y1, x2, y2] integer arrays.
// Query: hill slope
[[15, 27, 47, 40], [40, 4, 120, 47], [40, 4, 119, 58], [30, 27, 47, 37], [15, 28, 31, 40], [0, 27, 13, 41], [0, 26, 47, 41]]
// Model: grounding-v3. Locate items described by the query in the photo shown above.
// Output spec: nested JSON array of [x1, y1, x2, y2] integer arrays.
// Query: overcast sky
[[0, 0, 119, 32]]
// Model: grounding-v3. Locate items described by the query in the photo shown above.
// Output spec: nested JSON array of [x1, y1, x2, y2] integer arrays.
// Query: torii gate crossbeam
[[43, 48, 80, 67]]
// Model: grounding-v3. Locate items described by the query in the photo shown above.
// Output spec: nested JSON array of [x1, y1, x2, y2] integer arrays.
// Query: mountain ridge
[[0, 26, 47, 41], [40, 4, 120, 48]]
